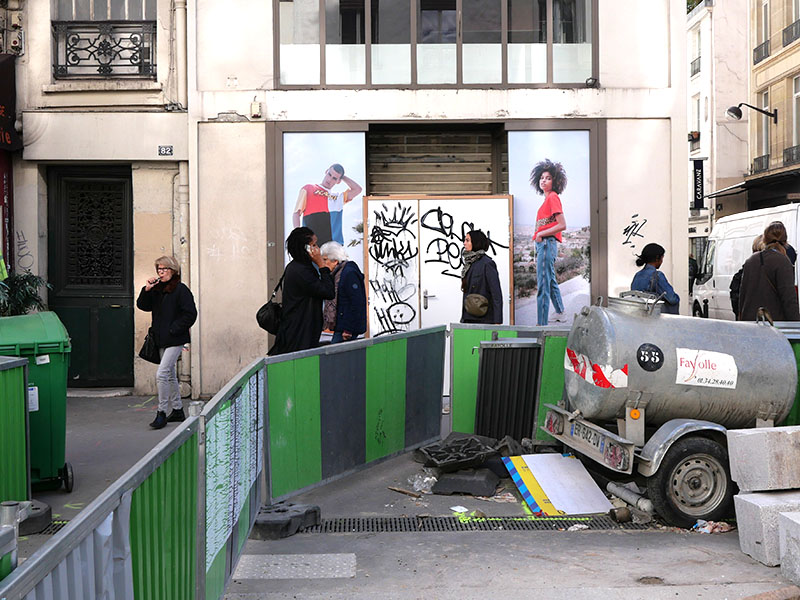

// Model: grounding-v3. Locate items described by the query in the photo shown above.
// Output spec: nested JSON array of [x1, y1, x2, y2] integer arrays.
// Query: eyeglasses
[[156, 267, 171, 272]]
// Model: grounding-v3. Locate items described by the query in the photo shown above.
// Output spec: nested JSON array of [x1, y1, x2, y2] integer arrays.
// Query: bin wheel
[[61, 462, 74, 493], [646, 436, 734, 528]]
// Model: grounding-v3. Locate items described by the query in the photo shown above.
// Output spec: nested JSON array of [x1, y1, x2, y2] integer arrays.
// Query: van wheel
[[692, 302, 705, 318], [646, 437, 734, 528]]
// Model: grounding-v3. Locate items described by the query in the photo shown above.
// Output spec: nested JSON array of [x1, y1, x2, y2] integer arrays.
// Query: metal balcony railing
[[784, 19, 800, 46], [753, 40, 770, 64], [784, 145, 800, 166], [52, 21, 156, 79], [753, 154, 770, 173], [690, 56, 701, 76]]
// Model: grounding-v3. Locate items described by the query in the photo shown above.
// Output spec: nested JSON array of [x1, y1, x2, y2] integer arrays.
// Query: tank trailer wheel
[[646, 436, 733, 528]]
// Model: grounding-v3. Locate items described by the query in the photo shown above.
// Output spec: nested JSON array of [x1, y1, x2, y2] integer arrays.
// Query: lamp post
[[726, 103, 778, 125]]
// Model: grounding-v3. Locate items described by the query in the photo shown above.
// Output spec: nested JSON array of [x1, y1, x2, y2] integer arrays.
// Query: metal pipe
[[606, 482, 654, 513]]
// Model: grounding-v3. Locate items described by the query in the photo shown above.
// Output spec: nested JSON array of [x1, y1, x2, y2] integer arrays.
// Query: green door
[[47, 167, 134, 387]]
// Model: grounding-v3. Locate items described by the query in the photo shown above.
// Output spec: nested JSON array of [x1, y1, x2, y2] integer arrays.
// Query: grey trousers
[[156, 345, 183, 413]]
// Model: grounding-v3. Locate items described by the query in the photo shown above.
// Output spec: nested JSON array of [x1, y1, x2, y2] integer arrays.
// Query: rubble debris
[[692, 519, 736, 534], [475, 491, 518, 503], [251, 502, 320, 540], [408, 468, 438, 494], [432, 468, 500, 497], [417, 433, 498, 473], [495, 435, 524, 457], [388, 486, 421, 498], [566, 523, 590, 531]]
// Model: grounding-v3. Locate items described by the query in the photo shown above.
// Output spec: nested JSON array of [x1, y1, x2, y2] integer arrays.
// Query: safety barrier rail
[[0, 358, 265, 600], [449, 324, 569, 441]]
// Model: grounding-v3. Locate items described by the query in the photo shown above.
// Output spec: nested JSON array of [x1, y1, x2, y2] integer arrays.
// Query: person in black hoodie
[[460, 229, 503, 324], [136, 256, 197, 429]]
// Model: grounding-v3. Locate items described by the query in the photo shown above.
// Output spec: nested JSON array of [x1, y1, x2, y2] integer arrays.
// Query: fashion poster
[[283, 132, 366, 270], [509, 130, 591, 326]]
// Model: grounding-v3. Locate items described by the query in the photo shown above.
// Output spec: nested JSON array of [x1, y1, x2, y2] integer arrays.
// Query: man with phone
[[292, 164, 362, 246]]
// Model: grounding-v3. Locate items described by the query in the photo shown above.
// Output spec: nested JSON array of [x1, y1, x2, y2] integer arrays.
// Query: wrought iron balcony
[[753, 39, 770, 64], [52, 21, 156, 79], [784, 145, 800, 166], [784, 19, 800, 47], [690, 56, 701, 77], [753, 154, 770, 173]]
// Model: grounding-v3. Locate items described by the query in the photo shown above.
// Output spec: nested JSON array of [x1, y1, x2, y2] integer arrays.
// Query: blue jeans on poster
[[536, 237, 564, 326]]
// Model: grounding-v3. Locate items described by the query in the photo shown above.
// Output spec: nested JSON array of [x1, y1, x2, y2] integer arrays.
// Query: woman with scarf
[[460, 229, 503, 324], [320, 241, 367, 342]]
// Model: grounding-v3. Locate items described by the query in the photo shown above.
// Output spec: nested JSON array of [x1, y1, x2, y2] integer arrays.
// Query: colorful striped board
[[502, 456, 563, 516]]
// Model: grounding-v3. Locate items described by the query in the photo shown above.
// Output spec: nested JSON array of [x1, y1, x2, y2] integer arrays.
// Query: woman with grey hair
[[320, 241, 367, 343], [136, 255, 197, 429]]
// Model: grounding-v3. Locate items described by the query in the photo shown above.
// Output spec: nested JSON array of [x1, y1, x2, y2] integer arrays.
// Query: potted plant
[[0, 271, 51, 317]]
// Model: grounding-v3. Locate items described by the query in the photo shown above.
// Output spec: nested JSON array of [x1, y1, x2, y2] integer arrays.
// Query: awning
[[704, 181, 746, 199], [0, 54, 23, 152]]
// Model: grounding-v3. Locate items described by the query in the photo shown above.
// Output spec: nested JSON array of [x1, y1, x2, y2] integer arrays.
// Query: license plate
[[570, 420, 606, 453]]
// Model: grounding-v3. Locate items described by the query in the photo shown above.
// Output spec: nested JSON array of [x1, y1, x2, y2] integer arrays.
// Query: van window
[[698, 240, 714, 284]]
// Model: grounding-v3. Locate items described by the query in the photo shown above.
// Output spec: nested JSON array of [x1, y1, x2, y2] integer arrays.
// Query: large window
[[794, 76, 800, 146], [52, 0, 157, 78], [275, 0, 596, 87], [759, 90, 770, 157]]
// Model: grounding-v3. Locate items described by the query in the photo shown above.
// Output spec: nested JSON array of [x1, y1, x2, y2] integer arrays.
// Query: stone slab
[[728, 427, 800, 492], [734, 492, 800, 566], [780, 512, 800, 585]]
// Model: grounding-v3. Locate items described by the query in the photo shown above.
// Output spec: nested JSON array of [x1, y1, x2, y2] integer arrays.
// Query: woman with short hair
[[738, 221, 800, 322], [136, 255, 197, 429], [320, 241, 367, 343]]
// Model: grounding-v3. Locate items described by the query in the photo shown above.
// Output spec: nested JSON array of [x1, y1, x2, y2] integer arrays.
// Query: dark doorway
[[47, 167, 134, 387]]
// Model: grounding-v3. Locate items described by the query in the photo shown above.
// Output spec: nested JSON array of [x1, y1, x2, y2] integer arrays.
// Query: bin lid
[[0, 311, 71, 353]]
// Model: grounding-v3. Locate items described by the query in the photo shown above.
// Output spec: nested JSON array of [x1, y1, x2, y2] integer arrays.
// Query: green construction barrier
[[0, 312, 71, 489], [450, 324, 569, 441], [780, 336, 800, 426], [0, 356, 29, 504]]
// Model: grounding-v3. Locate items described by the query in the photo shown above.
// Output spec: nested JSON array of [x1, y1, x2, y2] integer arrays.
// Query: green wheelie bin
[[0, 312, 73, 492]]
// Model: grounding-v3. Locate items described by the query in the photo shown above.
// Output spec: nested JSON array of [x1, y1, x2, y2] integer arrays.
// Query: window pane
[[794, 79, 800, 146], [76, 1, 90, 19], [508, 0, 546, 83], [553, 0, 592, 83], [463, 0, 501, 83], [129, 0, 143, 20], [417, 0, 456, 84], [280, 0, 321, 85], [325, 0, 366, 85], [145, 0, 156, 20], [110, 0, 125, 19], [56, 0, 74, 20], [371, 0, 411, 84]]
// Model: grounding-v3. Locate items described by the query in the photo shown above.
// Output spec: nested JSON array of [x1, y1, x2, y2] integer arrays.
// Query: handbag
[[464, 293, 489, 317], [256, 272, 286, 334], [139, 328, 161, 364]]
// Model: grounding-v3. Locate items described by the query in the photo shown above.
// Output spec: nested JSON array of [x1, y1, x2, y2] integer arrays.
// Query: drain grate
[[301, 515, 652, 534], [39, 520, 70, 535]]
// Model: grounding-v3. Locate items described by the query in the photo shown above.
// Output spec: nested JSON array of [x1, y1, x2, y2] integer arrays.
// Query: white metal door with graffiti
[[365, 196, 512, 336]]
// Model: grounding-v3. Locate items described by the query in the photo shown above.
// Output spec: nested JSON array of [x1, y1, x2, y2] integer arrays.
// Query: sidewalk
[[18, 394, 176, 558]]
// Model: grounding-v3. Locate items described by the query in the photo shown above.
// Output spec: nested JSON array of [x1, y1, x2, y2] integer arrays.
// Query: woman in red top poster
[[531, 159, 567, 325]]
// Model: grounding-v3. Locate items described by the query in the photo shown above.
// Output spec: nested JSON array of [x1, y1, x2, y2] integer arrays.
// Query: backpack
[[729, 267, 743, 318]]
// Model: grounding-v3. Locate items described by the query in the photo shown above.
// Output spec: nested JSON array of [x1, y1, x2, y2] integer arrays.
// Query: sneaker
[[149, 411, 167, 429], [551, 312, 567, 323], [166, 408, 186, 423]]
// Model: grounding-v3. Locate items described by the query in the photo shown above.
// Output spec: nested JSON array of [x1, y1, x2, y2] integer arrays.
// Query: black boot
[[166, 408, 186, 423], [150, 411, 167, 429]]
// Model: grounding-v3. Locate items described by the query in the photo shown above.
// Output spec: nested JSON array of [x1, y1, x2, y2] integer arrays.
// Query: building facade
[[746, 0, 800, 207], [9, 0, 688, 397], [686, 0, 749, 263]]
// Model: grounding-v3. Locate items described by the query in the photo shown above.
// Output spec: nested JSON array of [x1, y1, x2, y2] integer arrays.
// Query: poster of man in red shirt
[[292, 164, 362, 247]]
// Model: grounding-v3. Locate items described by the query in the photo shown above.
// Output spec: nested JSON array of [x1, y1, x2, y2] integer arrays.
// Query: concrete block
[[250, 502, 320, 540], [734, 492, 800, 566], [431, 468, 500, 497], [727, 426, 800, 492], [780, 512, 800, 585]]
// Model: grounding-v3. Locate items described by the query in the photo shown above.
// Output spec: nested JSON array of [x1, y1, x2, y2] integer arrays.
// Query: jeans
[[156, 345, 183, 413], [536, 237, 564, 326]]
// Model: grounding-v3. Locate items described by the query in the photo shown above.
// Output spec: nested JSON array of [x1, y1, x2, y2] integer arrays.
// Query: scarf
[[323, 261, 346, 331], [461, 249, 486, 279]]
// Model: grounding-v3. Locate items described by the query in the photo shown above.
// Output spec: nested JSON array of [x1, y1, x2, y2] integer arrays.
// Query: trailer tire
[[646, 436, 733, 528]]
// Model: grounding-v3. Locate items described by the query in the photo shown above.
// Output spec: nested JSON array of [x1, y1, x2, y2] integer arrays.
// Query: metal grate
[[39, 520, 70, 535], [301, 515, 652, 534]]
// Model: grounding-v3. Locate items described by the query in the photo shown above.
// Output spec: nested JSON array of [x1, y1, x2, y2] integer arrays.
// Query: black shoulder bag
[[139, 328, 161, 364], [256, 273, 286, 334]]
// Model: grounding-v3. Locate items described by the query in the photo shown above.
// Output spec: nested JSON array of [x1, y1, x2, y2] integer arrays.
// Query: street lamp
[[726, 102, 778, 125]]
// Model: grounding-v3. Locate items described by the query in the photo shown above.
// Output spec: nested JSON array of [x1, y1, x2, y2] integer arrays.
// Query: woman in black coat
[[460, 229, 503, 324], [268, 227, 336, 356], [136, 255, 197, 430]]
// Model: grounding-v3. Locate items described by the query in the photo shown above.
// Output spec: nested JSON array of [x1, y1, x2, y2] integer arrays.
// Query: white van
[[692, 204, 800, 320]]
